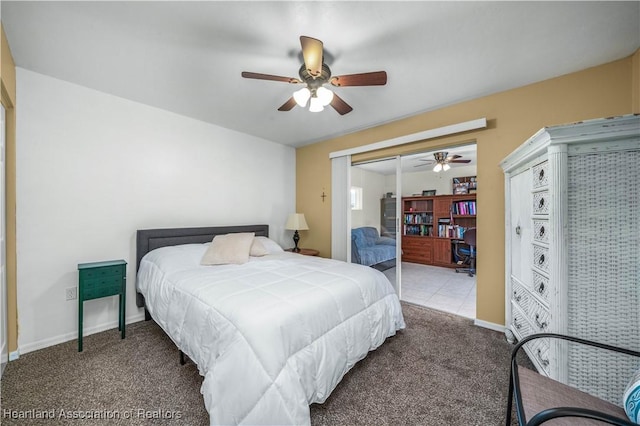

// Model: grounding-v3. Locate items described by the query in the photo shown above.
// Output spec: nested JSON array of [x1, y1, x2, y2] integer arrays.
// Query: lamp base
[[292, 230, 301, 252]]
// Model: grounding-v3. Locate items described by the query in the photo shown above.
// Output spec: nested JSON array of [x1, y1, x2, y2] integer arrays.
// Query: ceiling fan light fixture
[[434, 152, 448, 162], [242, 36, 387, 115], [433, 163, 443, 172], [443, 163, 451, 171], [293, 87, 311, 107], [309, 96, 324, 112], [316, 86, 334, 106]]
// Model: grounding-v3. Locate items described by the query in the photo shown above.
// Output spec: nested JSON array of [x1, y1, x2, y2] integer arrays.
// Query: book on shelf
[[453, 226, 466, 239], [403, 224, 433, 236], [404, 213, 432, 225], [437, 224, 468, 239], [452, 201, 476, 216]]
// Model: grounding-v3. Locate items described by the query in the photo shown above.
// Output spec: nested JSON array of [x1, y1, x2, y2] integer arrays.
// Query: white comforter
[[137, 244, 405, 425]]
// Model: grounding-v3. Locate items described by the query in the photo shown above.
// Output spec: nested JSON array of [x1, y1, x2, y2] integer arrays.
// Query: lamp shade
[[285, 213, 309, 230], [293, 87, 311, 107], [308, 96, 324, 112], [316, 87, 334, 106]]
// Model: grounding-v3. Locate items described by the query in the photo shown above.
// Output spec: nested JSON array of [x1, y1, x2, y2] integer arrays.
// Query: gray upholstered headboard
[[135, 224, 269, 311], [136, 224, 269, 271]]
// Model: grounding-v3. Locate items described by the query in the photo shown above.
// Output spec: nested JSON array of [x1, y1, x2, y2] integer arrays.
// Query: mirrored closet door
[[350, 157, 402, 298]]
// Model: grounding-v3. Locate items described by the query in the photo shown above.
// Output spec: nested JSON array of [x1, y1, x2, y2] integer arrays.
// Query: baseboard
[[474, 318, 505, 333], [1, 341, 7, 364], [9, 349, 19, 361], [19, 313, 145, 355]]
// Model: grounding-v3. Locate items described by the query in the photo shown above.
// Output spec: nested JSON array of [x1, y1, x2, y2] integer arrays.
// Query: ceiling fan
[[415, 152, 471, 172], [241, 36, 387, 115]]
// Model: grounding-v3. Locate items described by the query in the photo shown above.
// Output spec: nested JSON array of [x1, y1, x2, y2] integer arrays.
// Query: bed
[[135, 225, 405, 425]]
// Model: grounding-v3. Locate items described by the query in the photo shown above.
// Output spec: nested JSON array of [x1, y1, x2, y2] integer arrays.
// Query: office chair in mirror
[[454, 227, 476, 277]]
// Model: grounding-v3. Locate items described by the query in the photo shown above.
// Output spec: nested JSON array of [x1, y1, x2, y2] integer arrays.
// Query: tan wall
[[1, 24, 18, 353], [296, 55, 635, 327]]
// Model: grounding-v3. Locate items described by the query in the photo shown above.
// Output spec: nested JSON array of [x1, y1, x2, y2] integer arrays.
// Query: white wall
[[16, 68, 295, 353], [350, 167, 386, 231], [384, 164, 477, 196]]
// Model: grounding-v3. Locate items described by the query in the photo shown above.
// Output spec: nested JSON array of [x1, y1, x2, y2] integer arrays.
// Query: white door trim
[[329, 118, 486, 159], [1, 104, 7, 376]]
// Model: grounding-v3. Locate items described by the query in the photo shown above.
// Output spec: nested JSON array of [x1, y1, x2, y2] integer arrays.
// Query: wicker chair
[[506, 333, 640, 426]]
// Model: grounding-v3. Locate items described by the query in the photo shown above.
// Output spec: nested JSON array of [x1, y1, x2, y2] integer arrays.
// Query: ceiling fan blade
[[241, 72, 302, 84], [449, 159, 471, 163], [330, 71, 387, 87], [277, 97, 297, 111], [330, 93, 353, 115], [446, 155, 462, 160], [300, 36, 323, 78]]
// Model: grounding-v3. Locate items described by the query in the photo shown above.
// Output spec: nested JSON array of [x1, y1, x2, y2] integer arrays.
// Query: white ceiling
[[2, 1, 639, 148]]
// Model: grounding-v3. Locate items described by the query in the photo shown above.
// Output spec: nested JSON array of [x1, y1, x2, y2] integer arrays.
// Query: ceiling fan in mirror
[[414, 152, 471, 172], [241, 36, 387, 115]]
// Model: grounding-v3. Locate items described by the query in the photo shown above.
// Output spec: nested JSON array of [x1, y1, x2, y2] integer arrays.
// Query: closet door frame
[[1, 104, 7, 376]]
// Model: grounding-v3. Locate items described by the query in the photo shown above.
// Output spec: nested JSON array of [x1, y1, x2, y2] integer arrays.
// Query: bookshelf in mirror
[[402, 194, 476, 267]]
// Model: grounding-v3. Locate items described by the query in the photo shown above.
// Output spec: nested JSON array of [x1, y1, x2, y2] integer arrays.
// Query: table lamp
[[285, 213, 309, 252]]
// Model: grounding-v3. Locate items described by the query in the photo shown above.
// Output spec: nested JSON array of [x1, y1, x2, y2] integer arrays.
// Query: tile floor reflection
[[383, 262, 476, 319]]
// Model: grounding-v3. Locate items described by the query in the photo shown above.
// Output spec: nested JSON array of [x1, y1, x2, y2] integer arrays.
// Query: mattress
[[137, 243, 405, 425]]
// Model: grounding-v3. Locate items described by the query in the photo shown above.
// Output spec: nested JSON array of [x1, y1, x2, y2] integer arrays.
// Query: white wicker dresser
[[500, 114, 639, 404]]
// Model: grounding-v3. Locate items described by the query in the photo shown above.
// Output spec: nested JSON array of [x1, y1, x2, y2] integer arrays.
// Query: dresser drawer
[[79, 264, 124, 280], [532, 191, 549, 215], [529, 336, 551, 376], [532, 270, 549, 303], [402, 251, 433, 263], [83, 283, 121, 300], [511, 279, 531, 313], [528, 298, 551, 333], [402, 236, 432, 248], [81, 274, 122, 301], [533, 244, 549, 273], [513, 278, 550, 329], [402, 237, 433, 263], [532, 161, 549, 189], [83, 275, 122, 290], [511, 303, 534, 338], [512, 303, 551, 376], [533, 220, 549, 244]]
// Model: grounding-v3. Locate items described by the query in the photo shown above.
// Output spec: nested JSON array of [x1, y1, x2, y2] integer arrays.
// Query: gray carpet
[[1, 303, 516, 425]]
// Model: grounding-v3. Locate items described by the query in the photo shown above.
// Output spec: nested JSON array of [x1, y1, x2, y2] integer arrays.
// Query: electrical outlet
[[65, 286, 77, 301]]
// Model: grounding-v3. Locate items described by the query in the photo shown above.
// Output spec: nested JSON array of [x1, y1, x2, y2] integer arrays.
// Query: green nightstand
[[77, 259, 127, 352]]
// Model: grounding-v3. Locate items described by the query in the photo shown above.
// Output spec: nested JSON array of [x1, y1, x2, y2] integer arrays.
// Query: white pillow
[[201, 232, 255, 265], [249, 237, 269, 257], [254, 236, 284, 254]]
